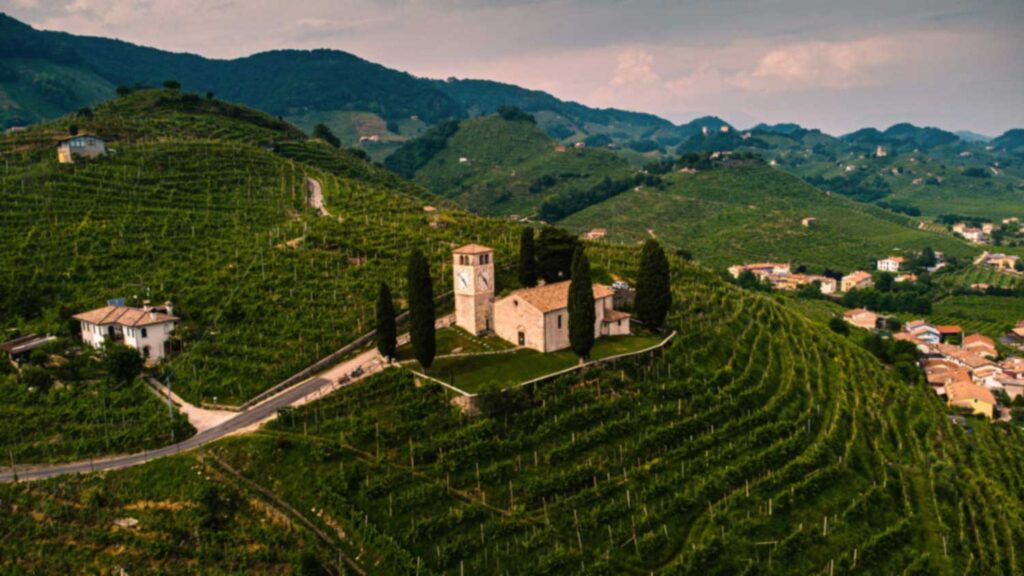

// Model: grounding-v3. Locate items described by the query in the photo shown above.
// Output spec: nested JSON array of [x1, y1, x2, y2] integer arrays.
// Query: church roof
[[506, 281, 614, 313], [454, 243, 493, 255]]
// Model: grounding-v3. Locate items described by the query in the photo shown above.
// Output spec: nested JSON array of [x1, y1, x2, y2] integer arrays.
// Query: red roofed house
[[73, 301, 178, 360], [936, 325, 963, 343], [946, 380, 997, 419], [840, 271, 874, 293], [963, 334, 997, 359], [844, 308, 880, 330]]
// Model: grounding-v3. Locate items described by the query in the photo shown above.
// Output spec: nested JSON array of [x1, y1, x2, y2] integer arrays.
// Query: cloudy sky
[[5, 0, 1023, 135]]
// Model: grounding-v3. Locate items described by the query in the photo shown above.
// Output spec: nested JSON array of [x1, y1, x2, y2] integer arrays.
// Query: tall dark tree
[[375, 282, 397, 361], [518, 228, 538, 287], [568, 247, 595, 361], [406, 249, 436, 369], [635, 239, 671, 329], [536, 226, 579, 283], [313, 123, 341, 148]]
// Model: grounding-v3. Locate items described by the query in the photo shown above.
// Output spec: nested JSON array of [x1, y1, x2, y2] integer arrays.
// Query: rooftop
[[72, 305, 178, 327], [505, 281, 615, 314], [454, 243, 493, 255]]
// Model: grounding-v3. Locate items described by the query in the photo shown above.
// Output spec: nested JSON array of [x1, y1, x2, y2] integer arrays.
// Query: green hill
[[387, 111, 637, 217], [0, 89, 515, 412], [561, 162, 979, 271], [7, 246, 1024, 573]]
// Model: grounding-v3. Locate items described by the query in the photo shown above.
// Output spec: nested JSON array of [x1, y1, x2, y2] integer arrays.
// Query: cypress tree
[[635, 239, 671, 329], [406, 249, 436, 369], [375, 282, 397, 361], [518, 228, 538, 287], [568, 246, 595, 361]]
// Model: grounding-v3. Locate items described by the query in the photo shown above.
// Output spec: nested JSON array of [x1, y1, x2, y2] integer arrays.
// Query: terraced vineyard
[[1, 90, 518, 406], [561, 165, 978, 271], [198, 253, 1024, 574], [938, 265, 1023, 291], [928, 295, 1024, 339]]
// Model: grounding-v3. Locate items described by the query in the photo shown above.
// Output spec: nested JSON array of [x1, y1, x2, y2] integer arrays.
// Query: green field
[[562, 164, 978, 271]]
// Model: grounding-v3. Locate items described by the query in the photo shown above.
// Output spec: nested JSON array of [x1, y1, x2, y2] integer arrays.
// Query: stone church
[[453, 244, 631, 353]]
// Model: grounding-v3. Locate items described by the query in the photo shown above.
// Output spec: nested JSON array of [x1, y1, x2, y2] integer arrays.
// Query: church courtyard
[[397, 326, 664, 394]]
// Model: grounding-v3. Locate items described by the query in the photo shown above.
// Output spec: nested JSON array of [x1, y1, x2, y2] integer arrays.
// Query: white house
[[877, 256, 904, 273], [57, 134, 106, 164], [73, 301, 178, 361]]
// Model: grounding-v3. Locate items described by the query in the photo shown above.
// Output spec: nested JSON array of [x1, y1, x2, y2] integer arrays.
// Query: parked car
[[351, 367, 364, 378]]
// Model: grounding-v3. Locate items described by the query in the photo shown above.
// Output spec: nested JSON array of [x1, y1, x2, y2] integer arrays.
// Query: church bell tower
[[453, 244, 494, 335]]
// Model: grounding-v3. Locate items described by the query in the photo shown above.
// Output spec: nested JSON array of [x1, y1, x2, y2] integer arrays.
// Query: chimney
[[142, 299, 151, 311], [164, 301, 174, 316]]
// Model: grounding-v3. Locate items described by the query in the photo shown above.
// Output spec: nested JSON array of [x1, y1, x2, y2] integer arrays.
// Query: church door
[[518, 331, 525, 346]]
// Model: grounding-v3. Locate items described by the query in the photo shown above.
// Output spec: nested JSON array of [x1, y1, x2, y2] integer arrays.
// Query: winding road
[[1, 349, 381, 483]]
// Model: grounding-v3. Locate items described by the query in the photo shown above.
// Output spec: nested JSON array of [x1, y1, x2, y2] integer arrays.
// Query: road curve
[[0, 375, 333, 483]]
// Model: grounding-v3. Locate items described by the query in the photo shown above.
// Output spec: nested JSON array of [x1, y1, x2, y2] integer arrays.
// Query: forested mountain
[[0, 12, 714, 153]]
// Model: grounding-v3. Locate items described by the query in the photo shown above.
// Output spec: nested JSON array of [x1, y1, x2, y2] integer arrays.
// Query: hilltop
[[0, 88, 515, 412], [5, 241, 1024, 573], [386, 109, 638, 217], [562, 161, 978, 271]]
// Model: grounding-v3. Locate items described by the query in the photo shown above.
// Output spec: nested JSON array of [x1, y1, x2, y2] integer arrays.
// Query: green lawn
[[395, 326, 514, 361], [406, 333, 664, 393]]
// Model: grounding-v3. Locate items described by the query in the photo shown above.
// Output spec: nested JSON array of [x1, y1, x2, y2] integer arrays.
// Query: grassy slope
[[410, 115, 634, 217], [0, 58, 114, 127], [0, 90, 517, 407], [562, 164, 979, 271], [190, 247, 1024, 574]]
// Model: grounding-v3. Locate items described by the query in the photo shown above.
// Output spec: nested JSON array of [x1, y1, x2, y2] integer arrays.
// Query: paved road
[[0, 374, 334, 483]]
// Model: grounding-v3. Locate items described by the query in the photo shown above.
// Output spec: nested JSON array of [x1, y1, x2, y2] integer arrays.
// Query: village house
[[1006, 321, 1024, 345], [453, 245, 630, 353], [894, 273, 918, 284], [73, 301, 178, 361], [876, 256, 904, 273], [840, 270, 873, 293], [583, 228, 607, 241], [975, 251, 1020, 271], [801, 217, 817, 228], [728, 262, 790, 279], [961, 228, 987, 244], [905, 320, 941, 344], [844, 308, 880, 331], [936, 325, 963, 343], [963, 333, 998, 359], [946, 380, 997, 419], [57, 134, 106, 164], [875, 145, 887, 158]]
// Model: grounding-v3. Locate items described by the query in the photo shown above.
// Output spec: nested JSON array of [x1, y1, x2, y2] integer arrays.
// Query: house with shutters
[[73, 301, 178, 361]]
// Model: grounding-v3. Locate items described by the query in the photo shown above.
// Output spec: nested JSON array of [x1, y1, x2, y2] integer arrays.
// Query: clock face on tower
[[457, 270, 471, 291], [477, 270, 491, 290]]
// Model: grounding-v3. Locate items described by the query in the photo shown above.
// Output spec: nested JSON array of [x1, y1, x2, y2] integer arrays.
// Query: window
[[141, 328, 148, 338], [557, 315, 562, 329]]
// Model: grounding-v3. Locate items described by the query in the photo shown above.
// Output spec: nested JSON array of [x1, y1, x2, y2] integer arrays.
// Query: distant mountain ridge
[[4, 12, 1013, 154]]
